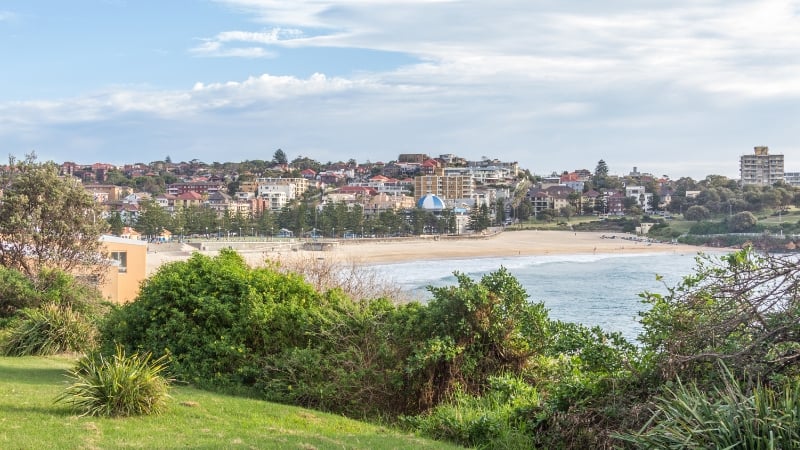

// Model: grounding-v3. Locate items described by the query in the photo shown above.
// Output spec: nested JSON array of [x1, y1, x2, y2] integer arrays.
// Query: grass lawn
[[0, 356, 460, 450]]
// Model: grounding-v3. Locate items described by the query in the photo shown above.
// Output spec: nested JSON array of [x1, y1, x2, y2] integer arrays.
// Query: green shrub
[[100, 249, 327, 391], [55, 345, 171, 417], [617, 366, 800, 448], [404, 375, 539, 448], [0, 266, 38, 318], [407, 268, 550, 409], [33, 268, 109, 316], [1, 303, 95, 356], [0, 266, 108, 320], [257, 297, 415, 416]]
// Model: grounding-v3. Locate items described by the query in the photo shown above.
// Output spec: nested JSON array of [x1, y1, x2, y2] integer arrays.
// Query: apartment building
[[740, 146, 784, 186], [413, 174, 474, 203]]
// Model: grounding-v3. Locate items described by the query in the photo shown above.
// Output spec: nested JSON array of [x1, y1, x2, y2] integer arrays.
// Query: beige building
[[99, 235, 147, 303], [414, 174, 473, 203], [84, 184, 124, 203], [740, 146, 784, 186]]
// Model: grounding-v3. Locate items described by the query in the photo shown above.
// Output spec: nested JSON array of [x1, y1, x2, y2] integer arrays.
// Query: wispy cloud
[[205, 0, 800, 100], [190, 27, 303, 57]]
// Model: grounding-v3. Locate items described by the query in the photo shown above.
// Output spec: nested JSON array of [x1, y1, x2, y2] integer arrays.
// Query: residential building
[[154, 193, 177, 212], [414, 174, 474, 203], [443, 165, 514, 185], [255, 177, 310, 201], [525, 185, 577, 214], [362, 193, 416, 217], [167, 181, 226, 196], [740, 146, 784, 186], [84, 184, 124, 203], [174, 191, 204, 209], [605, 191, 626, 215], [625, 185, 653, 212], [784, 172, 800, 187], [348, 175, 413, 196], [467, 159, 519, 177], [398, 153, 429, 164]]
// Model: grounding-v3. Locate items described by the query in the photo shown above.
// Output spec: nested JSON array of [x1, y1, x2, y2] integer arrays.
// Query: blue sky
[[2, 0, 799, 179]]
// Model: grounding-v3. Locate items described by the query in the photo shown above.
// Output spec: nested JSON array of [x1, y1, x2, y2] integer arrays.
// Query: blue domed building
[[417, 193, 445, 210]]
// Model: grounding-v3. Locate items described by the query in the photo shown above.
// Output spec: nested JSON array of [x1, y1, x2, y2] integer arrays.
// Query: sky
[[2, 0, 799, 180]]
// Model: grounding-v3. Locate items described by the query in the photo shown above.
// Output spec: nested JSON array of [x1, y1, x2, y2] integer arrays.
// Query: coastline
[[146, 230, 721, 275]]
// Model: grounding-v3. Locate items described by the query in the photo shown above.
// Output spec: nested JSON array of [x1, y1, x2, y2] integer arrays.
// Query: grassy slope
[[0, 356, 459, 450]]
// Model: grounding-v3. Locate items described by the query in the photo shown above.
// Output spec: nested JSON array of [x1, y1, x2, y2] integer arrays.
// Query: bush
[[639, 248, 800, 383], [617, 365, 800, 448], [1, 303, 95, 356], [100, 249, 328, 391], [56, 345, 171, 417], [0, 267, 108, 320], [406, 268, 550, 409], [404, 375, 539, 448], [0, 266, 38, 319]]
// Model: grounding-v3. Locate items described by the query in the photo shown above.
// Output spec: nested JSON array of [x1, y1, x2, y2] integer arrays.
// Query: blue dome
[[418, 193, 445, 210]]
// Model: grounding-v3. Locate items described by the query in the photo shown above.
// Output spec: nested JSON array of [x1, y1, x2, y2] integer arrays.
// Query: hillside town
[[37, 146, 794, 242]]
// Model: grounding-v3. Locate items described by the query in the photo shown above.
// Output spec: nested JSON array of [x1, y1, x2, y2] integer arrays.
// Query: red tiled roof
[[177, 191, 203, 200]]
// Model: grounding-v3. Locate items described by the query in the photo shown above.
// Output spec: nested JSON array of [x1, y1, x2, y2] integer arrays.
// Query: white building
[[625, 185, 653, 212]]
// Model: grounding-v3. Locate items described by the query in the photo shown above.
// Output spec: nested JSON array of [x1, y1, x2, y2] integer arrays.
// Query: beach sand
[[146, 230, 711, 275]]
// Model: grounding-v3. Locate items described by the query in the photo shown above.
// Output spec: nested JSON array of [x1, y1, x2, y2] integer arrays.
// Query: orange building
[[99, 235, 147, 303]]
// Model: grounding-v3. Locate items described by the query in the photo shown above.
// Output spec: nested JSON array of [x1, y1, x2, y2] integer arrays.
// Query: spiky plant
[[56, 345, 171, 417], [0, 303, 95, 356], [617, 365, 800, 448]]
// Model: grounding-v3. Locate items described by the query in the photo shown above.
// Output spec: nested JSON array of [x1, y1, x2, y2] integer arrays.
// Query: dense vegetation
[[3, 243, 800, 447]]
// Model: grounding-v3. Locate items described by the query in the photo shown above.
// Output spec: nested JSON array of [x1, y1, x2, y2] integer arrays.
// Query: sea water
[[371, 251, 728, 343]]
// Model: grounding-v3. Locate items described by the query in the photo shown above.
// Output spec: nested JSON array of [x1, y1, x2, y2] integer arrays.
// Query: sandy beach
[[146, 230, 710, 275]]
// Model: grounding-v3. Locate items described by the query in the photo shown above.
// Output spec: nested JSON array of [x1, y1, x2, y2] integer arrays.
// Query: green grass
[[0, 356, 461, 449]]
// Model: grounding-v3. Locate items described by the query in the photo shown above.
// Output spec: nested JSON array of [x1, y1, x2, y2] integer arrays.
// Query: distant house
[[120, 226, 142, 240], [175, 191, 204, 209]]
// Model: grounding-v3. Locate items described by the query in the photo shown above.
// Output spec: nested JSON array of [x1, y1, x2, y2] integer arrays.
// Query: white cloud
[[190, 27, 304, 57], [204, 0, 800, 100], [5, 0, 800, 178]]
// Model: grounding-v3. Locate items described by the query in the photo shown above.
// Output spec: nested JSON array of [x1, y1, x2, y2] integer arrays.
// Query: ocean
[[371, 250, 728, 343]]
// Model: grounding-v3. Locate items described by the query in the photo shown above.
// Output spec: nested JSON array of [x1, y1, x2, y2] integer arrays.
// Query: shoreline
[[147, 230, 724, 275]]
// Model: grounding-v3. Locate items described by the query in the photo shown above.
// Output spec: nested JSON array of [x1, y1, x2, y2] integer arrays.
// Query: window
[[110, 251, 127, 273]]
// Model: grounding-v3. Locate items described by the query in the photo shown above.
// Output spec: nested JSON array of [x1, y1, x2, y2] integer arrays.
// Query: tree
[[272, 148, 288, 166], [517, 199, 533, 221], [0, 156, 108, 278], [728, 211, 757, 232], [593, 159, 610, 188], [107, 212, 125, 236], [468, 203, 491, 232], [134, 199, 171, 239], [559, 205, 576, 220], [684, 205, 711, 222]]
